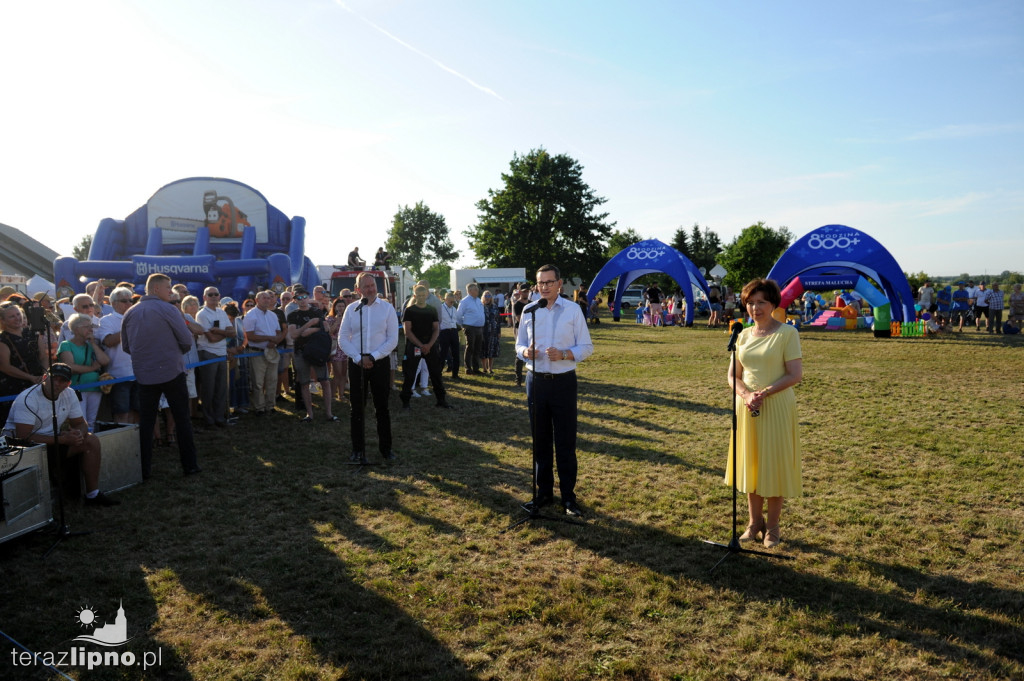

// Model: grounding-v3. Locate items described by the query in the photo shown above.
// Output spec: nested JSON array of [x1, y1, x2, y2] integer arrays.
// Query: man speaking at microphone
[[339, 272, 398, 463], [515, 264, 594, 517]]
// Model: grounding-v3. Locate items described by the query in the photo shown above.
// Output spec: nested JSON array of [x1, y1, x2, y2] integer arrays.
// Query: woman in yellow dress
[[726, 279, 803, 548]]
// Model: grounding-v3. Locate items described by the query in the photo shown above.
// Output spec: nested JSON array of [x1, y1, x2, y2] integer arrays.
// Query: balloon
[[921, 312, 931, 321], [914, 304, 922, 311]]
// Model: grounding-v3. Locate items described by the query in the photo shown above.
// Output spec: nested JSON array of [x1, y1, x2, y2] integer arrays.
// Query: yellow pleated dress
[[725, 323, 802, 498]]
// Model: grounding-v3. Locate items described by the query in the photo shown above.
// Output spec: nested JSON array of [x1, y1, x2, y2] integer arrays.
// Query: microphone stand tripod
[[35, 318, 91, 558], [347, 298, 379, 466], [504, 299, 583, 532], [703, 321, 792, 570]]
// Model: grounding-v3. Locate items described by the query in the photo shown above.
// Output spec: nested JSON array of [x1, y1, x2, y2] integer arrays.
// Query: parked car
[[618, 286, 645, 309]]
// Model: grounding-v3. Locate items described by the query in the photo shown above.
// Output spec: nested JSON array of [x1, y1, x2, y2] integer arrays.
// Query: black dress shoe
[[382, 450, 397, 462], [349, 452, 368, 464], [436, 402, 454, 409], [84, 491, 121, 507], [563, 500, 584, 518], [522, 494, 554, 513]]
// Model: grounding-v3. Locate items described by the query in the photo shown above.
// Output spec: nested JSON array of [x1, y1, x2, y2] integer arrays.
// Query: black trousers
[[138, 372, 198, 477], [349, 357, 392, 455], [437, 328, 460, 376], [526, 371, 578, 502], [400, 343, 447, 405], [463, 325, 483, 372]]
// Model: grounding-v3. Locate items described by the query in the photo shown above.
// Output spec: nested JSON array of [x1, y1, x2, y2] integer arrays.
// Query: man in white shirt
[[515, 264, 594, 517], [437, 291, 461, 379], [972, 282, 991, 332], [242, 290, 287, 415], [195, 287, 234, 427], [339, 272, 398, 463], [2, 363, 119, 506], [97, 287, 138, 424]]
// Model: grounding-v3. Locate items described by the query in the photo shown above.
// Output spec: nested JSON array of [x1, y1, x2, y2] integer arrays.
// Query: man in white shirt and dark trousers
[[339, 272, 399, 464], [515, 264, 594, 517], [242, 291, 287, 415], [195, 286, 234, 427]]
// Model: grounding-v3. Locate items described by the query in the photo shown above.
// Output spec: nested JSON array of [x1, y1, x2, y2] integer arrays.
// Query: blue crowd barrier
[[0, 348, 294, 403]]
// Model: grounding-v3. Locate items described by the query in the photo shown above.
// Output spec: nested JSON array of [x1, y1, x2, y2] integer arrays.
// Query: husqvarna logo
[[626, 246, 667, 261], [806, 232, 861, 251]]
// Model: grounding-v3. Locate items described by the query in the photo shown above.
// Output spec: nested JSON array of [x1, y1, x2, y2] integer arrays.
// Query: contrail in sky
[[334, 1, 503, 101]]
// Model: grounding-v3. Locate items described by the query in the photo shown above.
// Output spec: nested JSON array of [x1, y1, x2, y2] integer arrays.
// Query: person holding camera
[[0, 300, 49, 426]]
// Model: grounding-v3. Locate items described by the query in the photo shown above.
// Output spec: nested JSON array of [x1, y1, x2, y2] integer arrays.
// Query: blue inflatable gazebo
[[586, 239, 712, 325], [767, 225, 916, 337]]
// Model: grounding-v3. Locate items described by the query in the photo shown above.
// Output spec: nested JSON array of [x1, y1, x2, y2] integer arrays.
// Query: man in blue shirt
[[950, 281, 971, 332], [121, 273, 200, 478], [455, 283, 485, 376], [515, 264, 594, 517]]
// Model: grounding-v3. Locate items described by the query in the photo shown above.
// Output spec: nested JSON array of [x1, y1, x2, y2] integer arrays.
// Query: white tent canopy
[[26, 274, 55, 297]]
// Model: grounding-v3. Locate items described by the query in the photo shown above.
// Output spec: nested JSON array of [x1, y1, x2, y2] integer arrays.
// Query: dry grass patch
[[1, 323, 1021, 680]]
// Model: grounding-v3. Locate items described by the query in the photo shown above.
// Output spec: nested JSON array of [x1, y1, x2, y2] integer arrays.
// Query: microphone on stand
[[726, 320, 744, 351], [355, 297, 369, 311], [527, 298, 549, 312]]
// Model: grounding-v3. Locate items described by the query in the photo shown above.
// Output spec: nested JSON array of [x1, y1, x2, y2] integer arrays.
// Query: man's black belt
[[528, 370, 575, 379]]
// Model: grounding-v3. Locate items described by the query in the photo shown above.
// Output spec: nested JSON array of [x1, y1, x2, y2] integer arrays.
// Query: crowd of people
[[917, 280, 1023, 334], [0, 270, 599, 515]]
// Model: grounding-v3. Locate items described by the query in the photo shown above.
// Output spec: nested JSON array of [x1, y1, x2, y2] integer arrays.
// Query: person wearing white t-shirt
[[972, 282, 991, 332], [1, 363, 119, 506], [195, 287, 234, 427], [98, 287, 138, 424]]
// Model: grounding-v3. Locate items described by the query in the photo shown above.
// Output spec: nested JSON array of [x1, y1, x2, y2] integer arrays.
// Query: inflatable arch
[[767, 225, 915, 338], [586, 239, 712, 325], [53, 177, 319, 302]]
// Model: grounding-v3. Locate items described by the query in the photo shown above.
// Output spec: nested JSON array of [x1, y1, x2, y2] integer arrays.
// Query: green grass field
[[2, 322, 1021, 680]]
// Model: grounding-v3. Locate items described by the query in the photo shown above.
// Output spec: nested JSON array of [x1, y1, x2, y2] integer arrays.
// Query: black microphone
[[726, 320, 744, 351], [355, 297, 369, 311], [528, 298, 549, 312]]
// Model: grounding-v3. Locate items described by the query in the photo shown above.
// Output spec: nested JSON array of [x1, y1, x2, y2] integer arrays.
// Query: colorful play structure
[[52, 177, 319, 301], [768, 225, 916, 338], [585, 239, 712, 325]]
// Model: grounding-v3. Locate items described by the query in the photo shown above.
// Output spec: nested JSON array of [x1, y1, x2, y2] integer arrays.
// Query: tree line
[[385, 147, 797, 291]]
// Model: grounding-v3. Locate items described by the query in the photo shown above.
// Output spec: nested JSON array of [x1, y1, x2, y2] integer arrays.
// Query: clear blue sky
[[1, 0, 1020, 277]]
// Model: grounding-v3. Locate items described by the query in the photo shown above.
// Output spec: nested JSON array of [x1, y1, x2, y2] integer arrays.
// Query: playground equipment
[[53, 178, 319, 301], [768, 225, 916, 338]]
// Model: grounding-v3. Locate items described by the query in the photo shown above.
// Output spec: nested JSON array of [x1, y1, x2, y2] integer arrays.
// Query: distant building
[[0, 222, 60, 281]]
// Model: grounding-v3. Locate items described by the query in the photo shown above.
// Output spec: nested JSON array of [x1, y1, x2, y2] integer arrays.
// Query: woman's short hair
[[740, 278, 782, 308], [68, 312, 94, 331], [180, 295, 200, 312]]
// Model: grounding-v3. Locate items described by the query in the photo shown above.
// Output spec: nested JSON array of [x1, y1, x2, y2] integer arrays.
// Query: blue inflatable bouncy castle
[[53, 177, 319, 301], [768, 225, 916, 338]]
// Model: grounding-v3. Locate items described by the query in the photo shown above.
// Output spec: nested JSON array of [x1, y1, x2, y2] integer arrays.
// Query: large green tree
[[717, 222, 794, 290], [385, 201, 458, 276], [465, 148, 615, 280]]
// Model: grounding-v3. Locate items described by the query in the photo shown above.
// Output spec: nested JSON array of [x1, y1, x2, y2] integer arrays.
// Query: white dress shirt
[[339, 297, 399, 361], [515, 295, 594, 374]]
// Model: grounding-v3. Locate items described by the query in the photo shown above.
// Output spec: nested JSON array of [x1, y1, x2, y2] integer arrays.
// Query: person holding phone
[[196, 286, 234, 427]]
